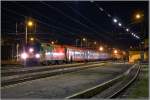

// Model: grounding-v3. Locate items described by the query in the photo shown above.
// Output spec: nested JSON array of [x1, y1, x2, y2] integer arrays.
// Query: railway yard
[[2, 1, 149, 99], [1, 61, 148, 99]]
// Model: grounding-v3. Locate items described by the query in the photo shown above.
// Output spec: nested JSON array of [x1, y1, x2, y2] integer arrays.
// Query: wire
[[2, 8, 76, 42], [40, 1, 114, 42]]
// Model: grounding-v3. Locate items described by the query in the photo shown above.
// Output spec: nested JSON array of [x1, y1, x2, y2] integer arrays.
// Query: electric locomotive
[[20, 42, 112, 65]]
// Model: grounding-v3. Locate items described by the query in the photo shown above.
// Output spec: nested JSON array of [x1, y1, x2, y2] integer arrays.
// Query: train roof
[[40, 43, 100, 52]]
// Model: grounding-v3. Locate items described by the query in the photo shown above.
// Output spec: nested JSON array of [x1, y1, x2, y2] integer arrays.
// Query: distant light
[[107, 14, 111, 17], [113, 18, 118, 23], [28, 21, 33, 26], [135, 35, 140, 39], [135, 14, 141, 19], [135, 36, 138, 38], [51, 41, 54, 45], [45, 52, 51, 55], [141, 42, 144, 44], [35, 53, 40, 58], [123, 51, 126, 55], [132, 33, 140, 39], [99, 46, 104, 51], [94, 41, 97, 44], [29, 48, 34, 53], [114, 50, 118, 54], [118, 22, 122, 27], [99, 7, 104, 11], [126, 28, 129, 32], [83, 38, 86, 41], [30, 37, 34, 41], [21, 52, 28, 60], [131, 33, 134, 35]]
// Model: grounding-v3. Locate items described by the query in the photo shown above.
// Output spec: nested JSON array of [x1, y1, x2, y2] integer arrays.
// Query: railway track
[[2, 62, 106, 87], [2, 61, 103, 76], [66, 64, 140, 99]]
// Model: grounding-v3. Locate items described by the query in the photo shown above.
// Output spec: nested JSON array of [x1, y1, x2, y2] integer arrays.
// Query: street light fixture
[[114, 50, 118, 54], [132, 11, 144, 23], [30, 37, 34, 41], [126, 28, 129, 32], [29, 48, 34, 53], [99, 46, 104, 51], [28, 21, 33, 27], [94, 41, 97, 45], [118, 22, 122, 27], [51, 41, 54, 45], [25, 20, 34, 44], [83, 38, 86, 41], [135, 13, 141, 19], [113, 18, 118, 23]]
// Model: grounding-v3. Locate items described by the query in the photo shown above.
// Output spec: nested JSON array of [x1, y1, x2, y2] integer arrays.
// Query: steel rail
[[108, 65, 141, 98], [2, 61, 102, 76], [66, 64, 139, 99], [2, 63, 105, 87]]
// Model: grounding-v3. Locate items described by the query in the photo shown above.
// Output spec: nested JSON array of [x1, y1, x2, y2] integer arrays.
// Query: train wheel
[[42, 61, 49, 66], [58, 60, 63, 64], [51, 61, 56, 65]]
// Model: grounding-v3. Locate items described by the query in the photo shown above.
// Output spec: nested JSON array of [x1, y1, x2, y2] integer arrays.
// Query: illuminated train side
[[20, 43, 112, 65]]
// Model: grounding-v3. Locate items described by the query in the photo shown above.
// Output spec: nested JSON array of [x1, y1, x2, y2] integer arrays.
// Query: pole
[[76, 39, 78, 47], [81, 40, 82, 48], [16, 43, 19, 61], [86, 39, 88, 48], [140, 19, 144, 62], [12, 44, 13, 61], [25, 25, 27, 44], [35, 22, 36, 33], [16, 22, 18, 35]]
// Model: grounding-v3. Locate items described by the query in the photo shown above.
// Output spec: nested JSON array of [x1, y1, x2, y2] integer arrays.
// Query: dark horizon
[[1, 1, 149, 49]]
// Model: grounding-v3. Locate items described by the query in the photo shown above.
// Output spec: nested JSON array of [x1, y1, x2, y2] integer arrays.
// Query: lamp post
[[25, 20, 33, 44], [16, 43, 19, 61], [81, 38, 86, 48], [75, 39, 79, 47], [51, 41, 54, 45], [82, 38, 88, 48], [134, 12, 144, 62]]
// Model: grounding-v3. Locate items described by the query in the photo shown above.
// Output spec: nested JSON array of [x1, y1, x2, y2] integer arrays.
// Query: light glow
[[29, 48, 34, 53], [83, 38, 86, 41], [118, 22, 122, 27], [126, 28, 129, 32], [51, 41, 54, 45], [21, 52, 28, 60], [30, 37, 34, 41], [99, 46, 104, 51], [45, 52, 51, 55], [45, 52, 64, 56], [135, 14, 141, 19], [99, 7, 104, 11], [113, 18, 118, 23], [35, 53, 40, 58], [28, 21, 33, 26], [114, 50, 118, 54], [131, 33, 134, 35]]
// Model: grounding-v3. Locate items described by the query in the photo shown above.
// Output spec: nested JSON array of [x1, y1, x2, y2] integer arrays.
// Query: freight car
[[20, 43, 112, 65]]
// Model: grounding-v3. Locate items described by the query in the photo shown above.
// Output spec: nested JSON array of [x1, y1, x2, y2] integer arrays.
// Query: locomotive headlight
[[21, 52, 28, 60], [29, 48, 34, 53], [35, 53, 40, 58]]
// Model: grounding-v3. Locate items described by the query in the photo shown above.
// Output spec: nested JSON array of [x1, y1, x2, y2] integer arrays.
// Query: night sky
[[1, 1, 149, 49]]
